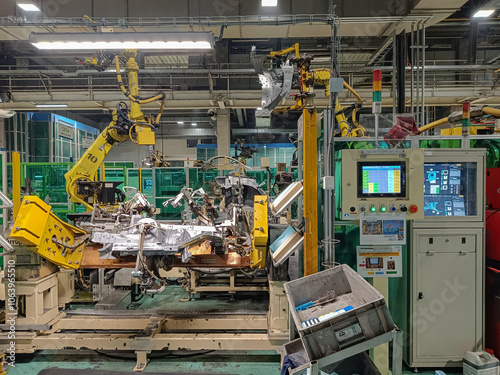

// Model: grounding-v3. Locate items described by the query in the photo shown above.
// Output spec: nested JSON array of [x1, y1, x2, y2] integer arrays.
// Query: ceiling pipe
[[0, 14, 429, 28], [1, 65, 499, 78]]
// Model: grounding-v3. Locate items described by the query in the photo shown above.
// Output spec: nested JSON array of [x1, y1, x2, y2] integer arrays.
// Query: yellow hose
[[417, 117, 449, 134], [138, 94, 164, 104], [418, 107, 500, 135], [482, 107, 500, 117], [129, 125, 139, 144], [156, 99, 166, 124], [115, 55, 129, 97], [343, 81, 362, 105], [342, 81, 366, 136]]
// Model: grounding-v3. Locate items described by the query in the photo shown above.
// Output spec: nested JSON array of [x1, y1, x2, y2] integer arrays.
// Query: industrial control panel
[[417, 149, 485, 224], [404, 149, 486, 368], [340, 149, 424, 220]]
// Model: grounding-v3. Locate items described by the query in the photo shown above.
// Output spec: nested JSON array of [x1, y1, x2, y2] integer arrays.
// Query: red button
[[409, 204, 418, 213]]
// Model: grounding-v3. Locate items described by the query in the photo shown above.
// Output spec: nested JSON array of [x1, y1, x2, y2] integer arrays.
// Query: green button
[[370, 206, 377, 212], [380, 206, 387, 212]]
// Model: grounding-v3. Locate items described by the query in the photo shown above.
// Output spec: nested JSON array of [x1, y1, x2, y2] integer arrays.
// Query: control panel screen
[[424, 162, 477, 217], [357, 162, 406, 198]]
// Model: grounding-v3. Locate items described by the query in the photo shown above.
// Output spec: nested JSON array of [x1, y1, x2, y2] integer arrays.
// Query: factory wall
[[104, 141, 151, 166], [156, 139, 198, 163], [104, 139, 197, 167]]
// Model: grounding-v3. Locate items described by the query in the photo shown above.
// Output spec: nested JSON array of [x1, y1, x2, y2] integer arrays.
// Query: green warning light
[[380, 206, 387, 212], [370, 206, 377, 212]]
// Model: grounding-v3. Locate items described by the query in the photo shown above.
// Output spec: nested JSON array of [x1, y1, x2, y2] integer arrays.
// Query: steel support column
[[216, 109, 231, 159], [396, 31, 407, 113], [12, 151, 21, 218], [469, 20, 478, 66], [303, 109, 318, 276]]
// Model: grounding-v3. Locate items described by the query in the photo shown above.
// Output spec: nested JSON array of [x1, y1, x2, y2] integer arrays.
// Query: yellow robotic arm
[[65, 50, 166, 210], [258, 43, 366, 137], [312, 69, 366, 137]]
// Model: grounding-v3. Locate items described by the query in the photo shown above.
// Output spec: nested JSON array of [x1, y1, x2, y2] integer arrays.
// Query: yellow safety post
[[251, 195, 269, 269], [303, 109, 318, 276], [12, 152, 21, 218]]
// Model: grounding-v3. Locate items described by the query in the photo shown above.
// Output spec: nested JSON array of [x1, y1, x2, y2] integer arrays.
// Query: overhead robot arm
[[66, 49, 166, 210]]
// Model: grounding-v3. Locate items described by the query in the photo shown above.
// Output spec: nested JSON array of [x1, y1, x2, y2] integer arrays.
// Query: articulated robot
[[250, 42, 366, 137], [0, 46, 320, 363], [8, 46, 279, 301], [67, 49, 166, 212]]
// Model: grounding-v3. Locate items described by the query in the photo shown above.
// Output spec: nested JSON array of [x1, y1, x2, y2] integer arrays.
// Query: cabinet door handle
[[418, 292, 424, 300], [459, 250, 468, 256], [426, 251, 435, 256]]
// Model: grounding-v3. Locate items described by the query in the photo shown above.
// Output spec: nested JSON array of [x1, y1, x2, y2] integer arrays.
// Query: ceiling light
[[177, 121, 184, 125], [29, 32, 215, 50], [35, 104, 68, 108], [17, 3, 41, 11], [473, 9, 495, 18], [262, 0, 278, 6], [191, 123, 197, 126]]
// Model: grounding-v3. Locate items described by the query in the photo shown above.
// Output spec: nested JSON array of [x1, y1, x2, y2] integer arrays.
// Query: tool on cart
[[301, 305, 354, 328], [295, 290, 337, 311]]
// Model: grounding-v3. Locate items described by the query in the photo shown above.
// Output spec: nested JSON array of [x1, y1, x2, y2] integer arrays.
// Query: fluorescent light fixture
[[191, 123, 197, 126], [29, 32, 215, 50], [177, 121, 184, 125], [262, 0, 278, 6], [35, 104, 68, 108], [17, 3, 41, 11], [473, 9, 495, 17]]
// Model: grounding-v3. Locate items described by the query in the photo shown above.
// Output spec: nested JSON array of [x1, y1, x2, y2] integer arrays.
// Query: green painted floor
[[5, 350, 281, 375], [5, 287, 464, 375], [71, 284, 270, 313], [5, 350, 464, 375]]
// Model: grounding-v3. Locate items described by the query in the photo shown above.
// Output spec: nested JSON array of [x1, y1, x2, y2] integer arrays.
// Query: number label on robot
[[87, 153, 98, 163]]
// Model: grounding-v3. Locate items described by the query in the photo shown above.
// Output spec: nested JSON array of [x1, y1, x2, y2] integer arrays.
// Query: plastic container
[[463, 351, 500, 375], [284, 264, 395, 361], [283, 338, 381, 375]]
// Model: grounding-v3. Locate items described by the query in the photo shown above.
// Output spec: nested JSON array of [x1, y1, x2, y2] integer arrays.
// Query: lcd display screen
[[357, 161, 406, 198], [423, 162, 477, 217]]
